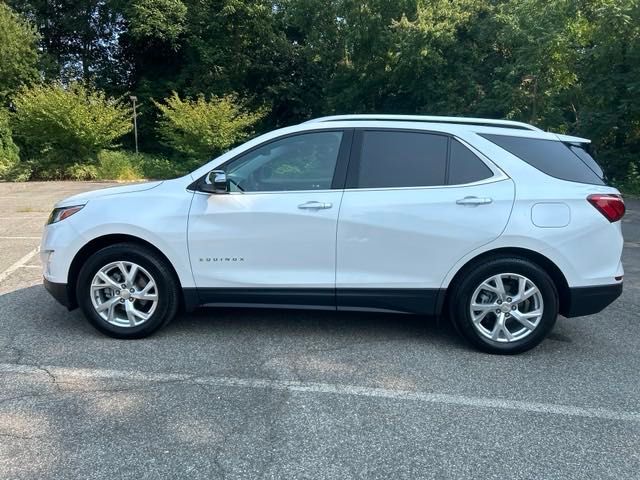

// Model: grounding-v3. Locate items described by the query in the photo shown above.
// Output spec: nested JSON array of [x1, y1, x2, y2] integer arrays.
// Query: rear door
[[336, 129, 515, 313]]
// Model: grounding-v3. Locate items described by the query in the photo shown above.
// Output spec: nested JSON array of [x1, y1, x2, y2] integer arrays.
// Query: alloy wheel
[[90, 261, 158, 328], [469, 273, 544, 343]]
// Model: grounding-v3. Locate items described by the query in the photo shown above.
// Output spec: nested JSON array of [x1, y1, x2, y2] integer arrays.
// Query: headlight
[[47, 205, 84, 225]]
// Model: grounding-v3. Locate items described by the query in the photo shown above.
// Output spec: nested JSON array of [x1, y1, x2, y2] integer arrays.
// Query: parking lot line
[[1, 362, 639, 423], [0, 236, 41, 240], [0, 247, 40, 283]]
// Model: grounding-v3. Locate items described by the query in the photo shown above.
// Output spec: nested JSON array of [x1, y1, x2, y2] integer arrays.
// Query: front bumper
[[43, 278, 74, 309], [562, 283, 623, 318]]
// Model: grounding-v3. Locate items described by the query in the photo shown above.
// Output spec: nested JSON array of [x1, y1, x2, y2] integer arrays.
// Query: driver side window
[[223, 131, 344, 192]]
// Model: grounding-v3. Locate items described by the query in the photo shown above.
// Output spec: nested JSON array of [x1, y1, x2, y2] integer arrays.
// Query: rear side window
[[481, 134, 605, 185], [448, 140, 493, 184], [349, 131, 448, 188]]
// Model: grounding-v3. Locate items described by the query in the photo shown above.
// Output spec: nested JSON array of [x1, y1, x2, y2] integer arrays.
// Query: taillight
[[587, 194, 625, 222]]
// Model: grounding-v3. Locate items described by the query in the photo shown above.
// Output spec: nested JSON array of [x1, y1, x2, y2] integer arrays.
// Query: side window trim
[[344, 129, 364, 189], [330, 128, 354, 189], [444, 135, 452, 185], [190, 128, 353, 193]]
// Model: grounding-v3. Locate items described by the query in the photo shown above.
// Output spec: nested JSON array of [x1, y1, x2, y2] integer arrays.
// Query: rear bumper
[[43, 278, 74, 309], [562, 283, 623, 318]]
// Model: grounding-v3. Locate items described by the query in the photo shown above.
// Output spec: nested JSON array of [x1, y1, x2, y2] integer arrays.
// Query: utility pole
[[130, 95, 139, 154]]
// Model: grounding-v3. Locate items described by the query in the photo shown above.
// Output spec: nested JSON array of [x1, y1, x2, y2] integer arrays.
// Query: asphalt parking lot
[[0, 181, 639, 479]]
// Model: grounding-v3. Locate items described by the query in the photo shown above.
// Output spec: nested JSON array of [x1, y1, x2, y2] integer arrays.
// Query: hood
[[56, 181, 163, 207]]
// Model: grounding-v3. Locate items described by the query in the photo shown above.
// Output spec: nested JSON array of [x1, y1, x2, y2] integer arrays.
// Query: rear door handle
[[298, 201, 333, 210], [456, 196, 493, 206]]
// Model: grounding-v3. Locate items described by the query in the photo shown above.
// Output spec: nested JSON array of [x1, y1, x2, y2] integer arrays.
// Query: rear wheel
[[449, 257, 558, 354], [76, 243, 179, 339]]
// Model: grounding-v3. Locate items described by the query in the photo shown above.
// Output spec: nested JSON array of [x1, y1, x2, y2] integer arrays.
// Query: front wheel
[[449, 257, 559, 354], [76, 243, 180, 339]]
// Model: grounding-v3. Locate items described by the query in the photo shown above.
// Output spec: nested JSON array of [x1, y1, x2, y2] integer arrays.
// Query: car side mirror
[[200, 170, 229, 194]]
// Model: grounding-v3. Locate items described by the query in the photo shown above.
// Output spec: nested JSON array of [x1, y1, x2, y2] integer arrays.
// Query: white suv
[[41, 115, 625, 354]]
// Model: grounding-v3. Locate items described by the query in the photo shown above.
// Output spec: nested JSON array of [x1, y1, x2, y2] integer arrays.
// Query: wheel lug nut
[[121, 284, 126, 289], [129, 298, 134, 302], [497, 300, 502, 305], [495, 309, 501, 314], [512, 305, 517, 310], [505, 313, 510, 318], [129, 288, 135, 293], [507, 297, 512, 302], [119, 298, 125, 303], [115, 290, 120, 295]]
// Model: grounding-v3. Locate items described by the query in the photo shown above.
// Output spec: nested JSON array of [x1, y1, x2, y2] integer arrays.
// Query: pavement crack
[[34, 364, 59, 388]]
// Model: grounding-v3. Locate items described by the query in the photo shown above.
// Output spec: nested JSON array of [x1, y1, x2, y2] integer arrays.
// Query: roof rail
[[305, 114, 542, 132]]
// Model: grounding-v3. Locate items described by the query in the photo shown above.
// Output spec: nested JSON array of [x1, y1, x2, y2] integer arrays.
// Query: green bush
[[136, 153, 186, 179], [96, 150, 143, 181], [616, 162, 640, 197], [154, 92, 266, 162], [0, 108, 21, 180], [11, 82, 133, 179], [91, 150, 184, 181], [65, 163, 99, 181]]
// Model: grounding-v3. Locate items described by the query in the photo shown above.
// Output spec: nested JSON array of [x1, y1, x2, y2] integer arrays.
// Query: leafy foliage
[[127, 0, 187, 47], [136, 152, 186, 179], [67, 150, 185, 181], [95, 150, 143, 180], [0, 109, 21, 179], [11, 83, 132, 179], [154, 92, 266, 162], [6, 0, 124, 84], [0, 3, 39, 101]]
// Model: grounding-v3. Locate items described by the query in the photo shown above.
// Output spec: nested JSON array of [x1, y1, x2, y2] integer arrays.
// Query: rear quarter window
[[481, 134, 605, 185], [448, 140, 493, 185], [568, 144, 604, 180]]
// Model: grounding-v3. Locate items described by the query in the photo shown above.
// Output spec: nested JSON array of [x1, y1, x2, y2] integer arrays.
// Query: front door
[[188, 130, 350, 307]]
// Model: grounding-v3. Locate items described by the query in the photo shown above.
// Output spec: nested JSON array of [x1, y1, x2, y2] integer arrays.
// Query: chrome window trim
[[341, 176, 510, 193]]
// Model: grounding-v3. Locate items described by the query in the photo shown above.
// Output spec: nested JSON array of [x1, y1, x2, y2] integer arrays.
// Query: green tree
[[11, 82, 132, 178], [0, 3, 39, 101], [127, 0, 187, 47], [0, 109, 21, 179], [7, 0, 124, 84], [575, 0, 640, 181], [154, 92, 266, 163]]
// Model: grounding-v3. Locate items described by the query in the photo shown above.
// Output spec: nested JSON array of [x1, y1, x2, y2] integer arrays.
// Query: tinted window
[[569, 144, 604, 179], [351, 131, 448, 188], [481, 134, 605, 185], [224, 131, 343, 192], [448, 140, 493, 184]]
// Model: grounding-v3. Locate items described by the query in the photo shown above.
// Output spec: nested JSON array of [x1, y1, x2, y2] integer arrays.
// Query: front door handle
[[456, 196, 493, 206], [298, 201, 333, 210]]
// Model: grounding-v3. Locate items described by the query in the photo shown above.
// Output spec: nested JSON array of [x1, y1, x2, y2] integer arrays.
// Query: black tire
[[76, 243, 180, 339], [448, 256, 558, 355]]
